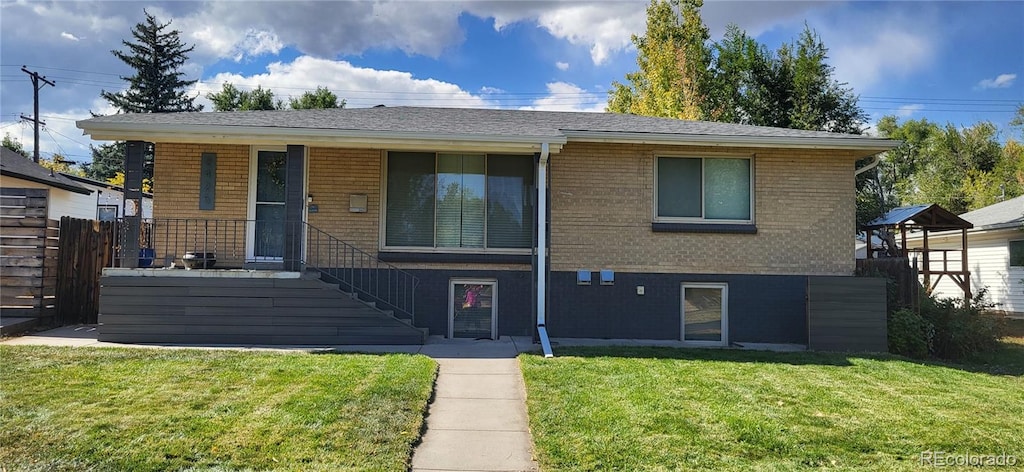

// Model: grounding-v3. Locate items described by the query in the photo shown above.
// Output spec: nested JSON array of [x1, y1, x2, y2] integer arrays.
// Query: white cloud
[[896, 104, 924, 117], [192, 56, 490, 110], [977, 73, 1016, 89], [821, 7, 940, 93], [480, 86, 506, 94], [555, 61, 569, 71], [519, 82, 605, 113], [60, 32, 80, 41]]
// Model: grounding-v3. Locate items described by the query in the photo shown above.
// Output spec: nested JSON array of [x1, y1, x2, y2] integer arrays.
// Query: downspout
[[854, 154, 880, 176], [536, 142, 554, 358]]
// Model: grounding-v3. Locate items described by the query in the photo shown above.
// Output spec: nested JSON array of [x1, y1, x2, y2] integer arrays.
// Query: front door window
[[254, 150, 287, 259]]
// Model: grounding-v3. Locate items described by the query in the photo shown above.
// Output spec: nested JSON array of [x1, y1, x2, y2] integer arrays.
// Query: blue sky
[[1, 0, 1021, 165]]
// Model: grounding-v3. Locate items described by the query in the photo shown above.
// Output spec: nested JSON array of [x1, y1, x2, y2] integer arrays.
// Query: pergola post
[[961, 228, 970, 300]]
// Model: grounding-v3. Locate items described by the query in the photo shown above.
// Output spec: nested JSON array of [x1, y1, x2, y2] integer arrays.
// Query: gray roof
[[863, 203, 972, 232], [78, 106, 896, 150], [0, 147, 92, 194], [958, 195, 1024, 230]]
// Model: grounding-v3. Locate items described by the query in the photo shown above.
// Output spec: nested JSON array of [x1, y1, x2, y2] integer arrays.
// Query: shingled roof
[[0, 147, 91, 194], [77, 106, 898, 155]]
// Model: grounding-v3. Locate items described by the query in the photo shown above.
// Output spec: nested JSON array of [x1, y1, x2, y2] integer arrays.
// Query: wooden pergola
[[862, 204, 974, 300]]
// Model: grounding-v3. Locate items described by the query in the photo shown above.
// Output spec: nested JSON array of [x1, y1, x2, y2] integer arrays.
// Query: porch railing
[[107, 218, 419, 322]]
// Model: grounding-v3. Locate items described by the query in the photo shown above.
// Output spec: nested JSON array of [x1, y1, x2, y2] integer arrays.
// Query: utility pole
[[19, 66, 55, 163]]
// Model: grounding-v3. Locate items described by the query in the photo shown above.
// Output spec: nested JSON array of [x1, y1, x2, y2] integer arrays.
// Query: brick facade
[[549, 142, 860, 275], [152, 141, 859, 276]]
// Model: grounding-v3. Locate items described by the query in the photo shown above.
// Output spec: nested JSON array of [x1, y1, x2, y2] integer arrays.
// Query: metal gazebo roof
[[862, 204, 973, 232]]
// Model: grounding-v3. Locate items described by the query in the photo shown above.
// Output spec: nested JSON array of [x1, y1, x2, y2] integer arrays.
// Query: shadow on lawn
[[544, 340, 1024, 377]]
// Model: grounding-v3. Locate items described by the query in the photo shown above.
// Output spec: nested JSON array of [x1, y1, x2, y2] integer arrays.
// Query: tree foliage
[[858, 115, 1023, 224], [83, 142, 125, 182], [207, 83, 282, 111], [608, 1, 865, 134], [39, 154, 85, 177], [3, 133, 29, 158], [289, 86, 346, 110], [100, 10, 201, 114], [608, 0, 710, 120]]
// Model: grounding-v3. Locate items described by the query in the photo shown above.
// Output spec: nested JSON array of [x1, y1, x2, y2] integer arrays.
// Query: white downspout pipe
[[536, 142, 554, 358], [855, 154, 881, 176]]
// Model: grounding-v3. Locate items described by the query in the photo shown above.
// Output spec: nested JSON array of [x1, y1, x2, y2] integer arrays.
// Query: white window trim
[[379, 150, 534, 255], [681, 282, 729, 347], [246, 145, 307, 261], [654, 155, 755, 225], [448, 278, 498, 339]]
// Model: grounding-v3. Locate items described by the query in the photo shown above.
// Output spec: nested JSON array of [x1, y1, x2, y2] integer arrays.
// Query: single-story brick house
[[76, 107, 897, 349]]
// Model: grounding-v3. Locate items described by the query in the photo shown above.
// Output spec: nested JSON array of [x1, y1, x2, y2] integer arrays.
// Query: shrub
[[888, 308, 932, 359], [918, 290, 1002, 360]]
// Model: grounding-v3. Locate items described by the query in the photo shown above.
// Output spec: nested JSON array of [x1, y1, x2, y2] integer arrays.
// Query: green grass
[[0, 346, 437, 472], [521, 337, 1024, 471]]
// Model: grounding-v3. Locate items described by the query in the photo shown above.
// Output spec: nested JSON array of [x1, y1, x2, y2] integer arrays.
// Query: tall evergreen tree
[[83, 142, 125, 181], [101, 10, 202, 113]]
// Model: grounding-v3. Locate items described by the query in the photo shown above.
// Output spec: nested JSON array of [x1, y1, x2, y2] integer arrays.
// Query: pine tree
[[100, 10, 201, 113], [83, 142, 126, 181]]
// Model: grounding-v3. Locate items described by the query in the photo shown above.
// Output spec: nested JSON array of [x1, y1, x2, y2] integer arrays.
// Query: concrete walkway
[[412, 337, 538, 472], [2, 327, 540, 471]]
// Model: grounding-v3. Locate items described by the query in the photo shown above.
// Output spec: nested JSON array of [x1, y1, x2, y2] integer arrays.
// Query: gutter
[[76, 121, 568, 152], [536, 142, 554, 358]]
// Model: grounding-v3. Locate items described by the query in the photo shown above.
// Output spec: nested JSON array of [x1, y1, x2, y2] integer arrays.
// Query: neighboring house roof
[[956, 195, 1024, 231], [0, 147, 92, 195], [863, 204, 973, 232], [77, 106, 899, 156], [60, 172, 154, 199]]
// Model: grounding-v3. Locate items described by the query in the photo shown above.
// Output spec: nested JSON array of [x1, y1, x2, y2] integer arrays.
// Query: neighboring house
[[60, 173, 154, 220], [905, 196, 1024, 316], [77, 107, 898, 347], [0, 147, 94, 219]]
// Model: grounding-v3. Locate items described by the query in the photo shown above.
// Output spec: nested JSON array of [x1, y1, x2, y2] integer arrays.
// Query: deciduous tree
[[289, 86, 345, 109]]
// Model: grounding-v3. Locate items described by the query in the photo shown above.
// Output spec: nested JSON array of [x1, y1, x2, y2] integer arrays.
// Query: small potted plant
[[181, 251, 216, 269]]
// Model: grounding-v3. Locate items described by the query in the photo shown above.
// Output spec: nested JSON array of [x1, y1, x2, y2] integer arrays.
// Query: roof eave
[[562, 130, 899, 155], [0, 169, 93, 195], [76, 122, 568, 153]]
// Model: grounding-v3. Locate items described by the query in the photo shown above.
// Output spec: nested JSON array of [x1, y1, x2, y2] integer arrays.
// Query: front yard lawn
[[0, 346, 436, 471], [521, 338, 1024, 471]]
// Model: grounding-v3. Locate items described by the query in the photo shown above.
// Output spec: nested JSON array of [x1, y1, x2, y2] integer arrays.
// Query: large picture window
[[385, 152, 534, 250], [656, 156, 752, 222]]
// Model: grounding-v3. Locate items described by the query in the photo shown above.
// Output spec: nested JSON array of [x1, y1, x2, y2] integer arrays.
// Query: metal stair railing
[[302, 222, 419, 323]]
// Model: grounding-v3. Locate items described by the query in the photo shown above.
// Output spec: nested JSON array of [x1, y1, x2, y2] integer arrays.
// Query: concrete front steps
[[98, 271, 427, 345]]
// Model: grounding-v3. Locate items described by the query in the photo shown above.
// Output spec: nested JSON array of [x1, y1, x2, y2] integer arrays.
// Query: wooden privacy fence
[[0, 188, 59, 322], [856, 257, 920, 313], [55, 217, 114, 325]]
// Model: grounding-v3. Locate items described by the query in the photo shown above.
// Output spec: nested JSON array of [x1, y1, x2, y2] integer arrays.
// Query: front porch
[[99, 266, 426, 345]]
